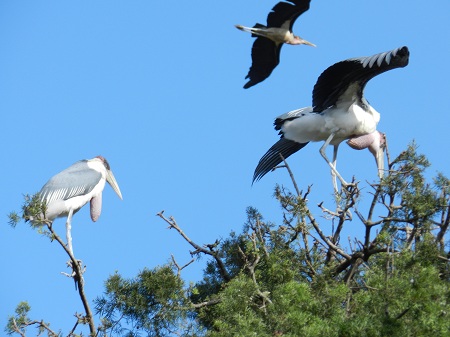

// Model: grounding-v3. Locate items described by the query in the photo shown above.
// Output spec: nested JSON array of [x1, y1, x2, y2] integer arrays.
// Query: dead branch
[[171, 254, 195, 277], [157, 210, 231, 282], [11, 317, 59, 337], [279, 154, 301, 196]]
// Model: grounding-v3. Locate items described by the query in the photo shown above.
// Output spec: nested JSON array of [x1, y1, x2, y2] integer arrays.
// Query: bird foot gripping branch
[[62, 259, 86, 290]]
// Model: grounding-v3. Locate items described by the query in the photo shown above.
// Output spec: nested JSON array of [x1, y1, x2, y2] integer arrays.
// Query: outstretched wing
[[267, 0, 311, 30], [244, 38, 282, 89], [312, 46, 409, 112], [39, 160, 102, 204], [253, 138, 308, 183]]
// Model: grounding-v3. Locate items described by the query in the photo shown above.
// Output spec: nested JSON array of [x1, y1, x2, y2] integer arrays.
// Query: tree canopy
[[6, 143, 450, 336]]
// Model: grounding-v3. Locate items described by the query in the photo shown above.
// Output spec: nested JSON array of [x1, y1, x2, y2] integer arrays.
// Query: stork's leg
[[319, 133, 349, 192], [66, 209, 74, 256]]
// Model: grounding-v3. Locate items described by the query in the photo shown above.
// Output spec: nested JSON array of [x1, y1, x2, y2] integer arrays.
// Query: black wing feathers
[[253, 138, 308, 183], [313, 46, 409, 112], [267, 0, 311, 29], [244, 39, 282, 89], [243, 0, 311, 88]]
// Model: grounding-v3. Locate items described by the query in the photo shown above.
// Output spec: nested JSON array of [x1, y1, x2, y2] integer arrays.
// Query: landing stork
[[37, 156, 123, 254], [252, 46, 410, 192], [236, 0, 315, 89]]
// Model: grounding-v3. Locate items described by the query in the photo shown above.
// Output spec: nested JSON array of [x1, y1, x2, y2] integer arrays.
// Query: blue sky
[[1, 0, 449, 334]]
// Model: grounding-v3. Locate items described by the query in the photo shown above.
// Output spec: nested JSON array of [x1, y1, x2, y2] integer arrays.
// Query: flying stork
[[37, 156, 123, 255], [252, 46, 410, 192], [235, 0, 315, 89]]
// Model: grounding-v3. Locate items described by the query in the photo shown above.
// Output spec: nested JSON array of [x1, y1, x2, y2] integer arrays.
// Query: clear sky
[[1, 0, 449, 334]]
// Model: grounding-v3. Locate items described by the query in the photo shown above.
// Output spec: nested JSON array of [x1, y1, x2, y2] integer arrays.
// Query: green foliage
[[346, 245, 450, 337], [5, 302, 59, 337], [8, 193, 53, 238], [95, 265, 202, 337], [6, 143, 450, 337], [192, 144, 450, 336], [5, 302, 31, 335]]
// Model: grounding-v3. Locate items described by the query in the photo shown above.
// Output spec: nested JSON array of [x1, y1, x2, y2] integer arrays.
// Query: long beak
[[301, 39, 316, 47], [106, 169, 123, 200], [375, 147, 385, 179], [368, 132, 386, 179]]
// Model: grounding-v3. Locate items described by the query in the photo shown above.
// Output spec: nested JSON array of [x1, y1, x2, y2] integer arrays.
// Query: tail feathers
[[235, 24, 252, 33], [253, 138, 308, 184], [235, 23, 266, 37]]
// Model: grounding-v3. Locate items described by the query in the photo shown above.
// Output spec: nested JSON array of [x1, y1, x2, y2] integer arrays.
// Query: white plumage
[[37, 156, 122, 254], [253, 46, 410, 191]]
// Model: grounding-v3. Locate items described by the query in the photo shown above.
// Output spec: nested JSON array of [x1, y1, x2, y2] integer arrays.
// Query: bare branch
[[237, 244, 272, 311], [10, 318, 60, 337], [45, 223, 96, 335], [304, 206, 351, 261], [171, 254, 195, 277], [279, 154, 301, 196], [157, 211, 231, 282], [11, 318, 26, 337], [191, 298, 221, 309]]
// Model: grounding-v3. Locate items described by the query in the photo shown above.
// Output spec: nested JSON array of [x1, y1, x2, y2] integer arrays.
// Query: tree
[[6, 143, 450, 336]]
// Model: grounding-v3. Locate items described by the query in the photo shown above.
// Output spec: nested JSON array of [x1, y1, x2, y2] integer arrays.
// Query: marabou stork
[[37, 156, 122, 254], [252, 46, 410, 192], [235, 0, 315, 89]]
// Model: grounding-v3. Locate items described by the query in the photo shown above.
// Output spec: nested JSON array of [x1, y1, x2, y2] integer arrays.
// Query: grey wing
[[312, 46, 409, 112], [39, 160, 102, 204]]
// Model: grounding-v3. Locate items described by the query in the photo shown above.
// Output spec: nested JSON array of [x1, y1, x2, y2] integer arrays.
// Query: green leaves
[[95, 265, 197, 337]]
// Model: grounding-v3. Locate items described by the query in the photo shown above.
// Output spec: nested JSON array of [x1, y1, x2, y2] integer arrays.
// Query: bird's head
[[96, 156, 123, 200], [293, 35, 316, 47]]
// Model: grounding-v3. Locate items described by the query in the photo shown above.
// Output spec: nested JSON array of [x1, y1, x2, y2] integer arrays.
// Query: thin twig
[[171, 254, 195, 277], [157, 211, 231, 282], [279, 154, 301, 196], [11, 318, 60, 337]]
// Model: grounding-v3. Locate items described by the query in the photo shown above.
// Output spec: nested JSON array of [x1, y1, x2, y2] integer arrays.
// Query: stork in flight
[[253, 46, 410, 192], [37, 156, 122, 255], [236, 0, 315, 89]]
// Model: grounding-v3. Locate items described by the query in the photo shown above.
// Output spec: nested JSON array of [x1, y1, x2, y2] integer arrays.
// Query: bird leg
[[66, 209, 74, 256], [319, 133, 350, 193]]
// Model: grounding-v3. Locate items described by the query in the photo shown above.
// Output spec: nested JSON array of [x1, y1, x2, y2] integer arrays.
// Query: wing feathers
[[313, 46, 409, 112], [267, 0, 311, 29], [244, 38, 281, 89], [253, 138, 308, 183], [39, 160, 102, 203]]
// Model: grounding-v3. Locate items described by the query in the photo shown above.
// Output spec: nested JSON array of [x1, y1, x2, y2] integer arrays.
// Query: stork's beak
[[301, 39, 316, 47], [106, 169, 123, 200], [347, 131, 385, 180], [369, 132, 386, 179], [375, 146, 385, 179]]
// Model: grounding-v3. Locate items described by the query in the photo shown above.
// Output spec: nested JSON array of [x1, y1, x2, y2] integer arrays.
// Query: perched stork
[[235, 0, 315, 89], [253, 46, 409, 191], [37, 156, 122, 254]]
